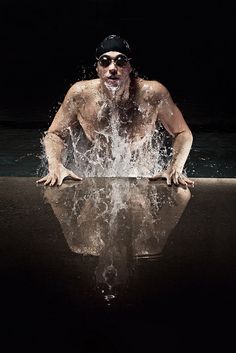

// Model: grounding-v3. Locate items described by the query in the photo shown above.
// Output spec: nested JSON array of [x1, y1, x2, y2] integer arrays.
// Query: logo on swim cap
[[96, 34, 131, 58]]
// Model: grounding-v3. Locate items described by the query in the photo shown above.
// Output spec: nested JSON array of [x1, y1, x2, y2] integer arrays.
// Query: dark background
[[0, 0, 236, 131], [1, 3, 236, 352]]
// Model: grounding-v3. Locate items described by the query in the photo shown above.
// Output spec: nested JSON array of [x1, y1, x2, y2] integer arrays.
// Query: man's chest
[[77, 101, 158, 142]]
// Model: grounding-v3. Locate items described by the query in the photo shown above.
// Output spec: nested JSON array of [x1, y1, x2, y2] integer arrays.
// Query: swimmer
[[36, 34, 194, 187]]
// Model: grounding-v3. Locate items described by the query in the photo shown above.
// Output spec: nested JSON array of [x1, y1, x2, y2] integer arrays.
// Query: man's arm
[[36, 84, 83, 186], [150, 84, 194, 186]]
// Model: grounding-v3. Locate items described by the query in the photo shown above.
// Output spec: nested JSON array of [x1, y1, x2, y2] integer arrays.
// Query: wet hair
[[96, 34, 131, 59]]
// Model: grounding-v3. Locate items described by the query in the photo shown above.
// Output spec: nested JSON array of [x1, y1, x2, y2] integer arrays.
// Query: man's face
[[96, 51, 132, 88]]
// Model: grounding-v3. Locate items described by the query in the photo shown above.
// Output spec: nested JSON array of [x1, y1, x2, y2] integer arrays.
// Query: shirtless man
[[36, 34, 194, 187]]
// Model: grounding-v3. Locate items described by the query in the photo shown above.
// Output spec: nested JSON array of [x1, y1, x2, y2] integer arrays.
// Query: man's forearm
[[43, 132, 66, 169], [170, 130, 193, 172]]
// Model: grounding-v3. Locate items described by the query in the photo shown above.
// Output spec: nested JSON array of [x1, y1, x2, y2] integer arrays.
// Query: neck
[[100, 76, 131, 103]]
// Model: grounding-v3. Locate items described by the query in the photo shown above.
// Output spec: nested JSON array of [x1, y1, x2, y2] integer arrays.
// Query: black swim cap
[[96, 34, 131, 58]]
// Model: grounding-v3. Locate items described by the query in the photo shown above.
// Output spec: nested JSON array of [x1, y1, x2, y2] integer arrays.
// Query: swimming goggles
[[97, 54, 130, 68]]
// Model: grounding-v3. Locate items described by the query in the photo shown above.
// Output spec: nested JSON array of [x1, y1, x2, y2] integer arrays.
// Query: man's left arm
[[150, 86, 194, 186]]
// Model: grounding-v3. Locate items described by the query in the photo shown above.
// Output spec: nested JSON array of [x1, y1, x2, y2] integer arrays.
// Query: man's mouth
[[107, 76, 119, 80]]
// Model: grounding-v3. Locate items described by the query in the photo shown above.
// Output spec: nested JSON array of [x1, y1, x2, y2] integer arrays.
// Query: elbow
[[175, 129, 193, 147], [43, 131, 65, 145], [184, 129, 193, 149], [187, 129, 193, 145], [183, 128, 193, 143]]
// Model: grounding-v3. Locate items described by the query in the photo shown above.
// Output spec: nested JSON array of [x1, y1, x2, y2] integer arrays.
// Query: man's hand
[[149, 166, 194, 187], [36, 164, 82, 187]]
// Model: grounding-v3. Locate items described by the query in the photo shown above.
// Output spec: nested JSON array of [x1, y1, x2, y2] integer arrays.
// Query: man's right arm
[[36, 84, 83, 186]]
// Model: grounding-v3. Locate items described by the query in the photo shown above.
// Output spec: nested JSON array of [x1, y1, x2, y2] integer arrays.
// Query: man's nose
[[109, 62, 117, 73], [109, 67, 117, 75]]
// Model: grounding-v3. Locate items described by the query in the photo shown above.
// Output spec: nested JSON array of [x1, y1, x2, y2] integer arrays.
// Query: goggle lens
[[98, 55, 129, 67]]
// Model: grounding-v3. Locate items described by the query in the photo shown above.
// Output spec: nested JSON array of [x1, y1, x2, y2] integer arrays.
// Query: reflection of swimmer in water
[[36, 35, 194, 186], [43, 179, 191, 297]]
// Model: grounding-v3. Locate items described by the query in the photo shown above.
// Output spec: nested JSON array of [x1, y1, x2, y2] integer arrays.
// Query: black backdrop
[[1, 0, 236, 129]]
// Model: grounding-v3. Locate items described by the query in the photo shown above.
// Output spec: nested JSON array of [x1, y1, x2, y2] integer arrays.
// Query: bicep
[[48, 91, 79, 139], [157, 95, 190, 137]]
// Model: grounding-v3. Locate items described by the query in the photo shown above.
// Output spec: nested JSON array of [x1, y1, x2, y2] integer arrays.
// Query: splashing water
[[66, 116, 170, 178], [38, 86, 173, 178]]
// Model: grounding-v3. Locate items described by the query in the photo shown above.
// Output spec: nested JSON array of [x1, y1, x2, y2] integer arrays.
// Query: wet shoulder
[[66, 79, 100, 100], [136, 78, 169, 103]]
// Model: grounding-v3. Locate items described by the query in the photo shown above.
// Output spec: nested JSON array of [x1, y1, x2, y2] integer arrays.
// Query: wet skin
[[36, 51, 194, 187]]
